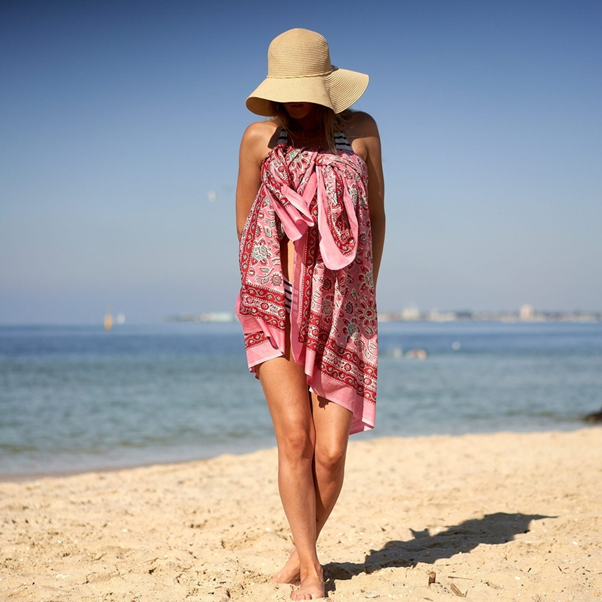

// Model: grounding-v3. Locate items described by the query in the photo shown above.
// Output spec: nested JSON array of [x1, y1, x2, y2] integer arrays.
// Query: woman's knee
[[278, 427, 315, 462], [314, 441, 347, 473]]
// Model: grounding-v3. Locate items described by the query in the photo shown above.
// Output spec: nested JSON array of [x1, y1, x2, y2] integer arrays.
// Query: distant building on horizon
[[520, 304, 535, 320]]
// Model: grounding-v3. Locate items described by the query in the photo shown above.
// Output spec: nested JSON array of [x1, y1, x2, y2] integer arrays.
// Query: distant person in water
[[235, 29, 385, 600]]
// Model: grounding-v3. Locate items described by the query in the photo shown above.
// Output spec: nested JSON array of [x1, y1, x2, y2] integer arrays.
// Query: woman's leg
[[257, 354, 325, 600], [272, 391, 353, 588], [311, 394, 353, 534]]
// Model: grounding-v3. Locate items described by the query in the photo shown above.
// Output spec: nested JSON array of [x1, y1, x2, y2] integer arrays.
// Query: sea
[[1, 321, 601, 479]]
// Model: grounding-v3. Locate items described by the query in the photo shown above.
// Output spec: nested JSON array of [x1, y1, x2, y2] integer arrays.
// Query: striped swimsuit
[[276, 128, 353, 151]]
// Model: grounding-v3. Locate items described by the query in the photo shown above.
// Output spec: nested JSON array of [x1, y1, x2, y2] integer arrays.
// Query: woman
[[236, 28, 385, 601]]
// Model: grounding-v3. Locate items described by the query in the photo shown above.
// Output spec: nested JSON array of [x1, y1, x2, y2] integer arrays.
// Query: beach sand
[[1, 429, 600, 601]]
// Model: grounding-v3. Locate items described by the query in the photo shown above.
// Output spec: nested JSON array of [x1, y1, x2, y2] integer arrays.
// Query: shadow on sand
[[323, 512, 551, 592]]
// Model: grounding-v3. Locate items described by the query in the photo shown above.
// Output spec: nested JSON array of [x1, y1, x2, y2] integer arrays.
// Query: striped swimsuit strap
[[283, 277, 292, 314], [277, 128, 353, 151]]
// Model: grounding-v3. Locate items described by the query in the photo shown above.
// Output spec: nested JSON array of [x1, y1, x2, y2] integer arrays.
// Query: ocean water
[[1, 321, 601, 478]]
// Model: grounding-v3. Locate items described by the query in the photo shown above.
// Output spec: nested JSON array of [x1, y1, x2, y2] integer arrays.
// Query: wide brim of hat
[[246, 67, 369, 116]]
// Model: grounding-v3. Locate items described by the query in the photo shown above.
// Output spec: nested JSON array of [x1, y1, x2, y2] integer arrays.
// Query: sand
[[1, 428, 601, 601]]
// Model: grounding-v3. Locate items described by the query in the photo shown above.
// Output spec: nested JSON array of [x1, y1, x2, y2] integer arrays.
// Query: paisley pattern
[[236, 138, 377, 434]]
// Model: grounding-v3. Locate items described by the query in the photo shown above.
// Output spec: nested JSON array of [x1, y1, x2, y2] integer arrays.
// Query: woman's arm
[[349, 112, 386, 287], [235, 121, 276, 239]]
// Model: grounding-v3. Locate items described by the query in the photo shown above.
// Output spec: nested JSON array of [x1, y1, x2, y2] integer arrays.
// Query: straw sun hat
[[246, 28, 369, 116]]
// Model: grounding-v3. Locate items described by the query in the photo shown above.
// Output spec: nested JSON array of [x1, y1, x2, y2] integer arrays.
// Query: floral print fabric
[[236, 140, 377, 434]]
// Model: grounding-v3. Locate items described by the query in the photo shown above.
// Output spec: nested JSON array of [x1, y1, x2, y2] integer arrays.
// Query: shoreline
[[2, 428, 601, 601], [0, 422, 595, 484]]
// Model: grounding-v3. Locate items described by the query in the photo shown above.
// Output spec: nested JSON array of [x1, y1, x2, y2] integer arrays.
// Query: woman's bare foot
[[291, 568, 325, 600], [272, 547, 301, 584]]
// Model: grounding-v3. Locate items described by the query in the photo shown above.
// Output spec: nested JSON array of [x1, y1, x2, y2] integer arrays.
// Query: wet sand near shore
[[1, 429, 600, 601]]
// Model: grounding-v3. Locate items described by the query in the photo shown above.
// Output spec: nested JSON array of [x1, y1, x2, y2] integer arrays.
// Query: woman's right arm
[[236, 122, 273, 240]]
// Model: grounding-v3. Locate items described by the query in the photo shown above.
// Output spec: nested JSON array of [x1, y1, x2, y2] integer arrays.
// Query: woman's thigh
[[257, 355, 314, 444]]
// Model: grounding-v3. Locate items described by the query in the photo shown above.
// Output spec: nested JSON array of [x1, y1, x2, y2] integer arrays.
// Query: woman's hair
[[272, 103, 354, 151]]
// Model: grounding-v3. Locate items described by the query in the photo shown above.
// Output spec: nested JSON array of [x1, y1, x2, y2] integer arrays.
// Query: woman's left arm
[[357, 114, 386, 287]]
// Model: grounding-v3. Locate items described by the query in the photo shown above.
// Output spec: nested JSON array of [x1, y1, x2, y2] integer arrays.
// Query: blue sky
[[1, 0, 600, 323]]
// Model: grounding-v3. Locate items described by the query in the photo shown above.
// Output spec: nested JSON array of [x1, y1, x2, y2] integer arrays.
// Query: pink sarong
[[236, 142, 377, 434]]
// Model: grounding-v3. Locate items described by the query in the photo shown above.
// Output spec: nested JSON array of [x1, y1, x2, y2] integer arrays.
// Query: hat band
[[267, 68, 335, 79]]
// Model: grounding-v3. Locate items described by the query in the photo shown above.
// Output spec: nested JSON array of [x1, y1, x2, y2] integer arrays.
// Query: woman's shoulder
[[345, 112, 381, 162], [241, 119, 281, 146], [240, 120, 282, 161], [345, 111, 379, 138]]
